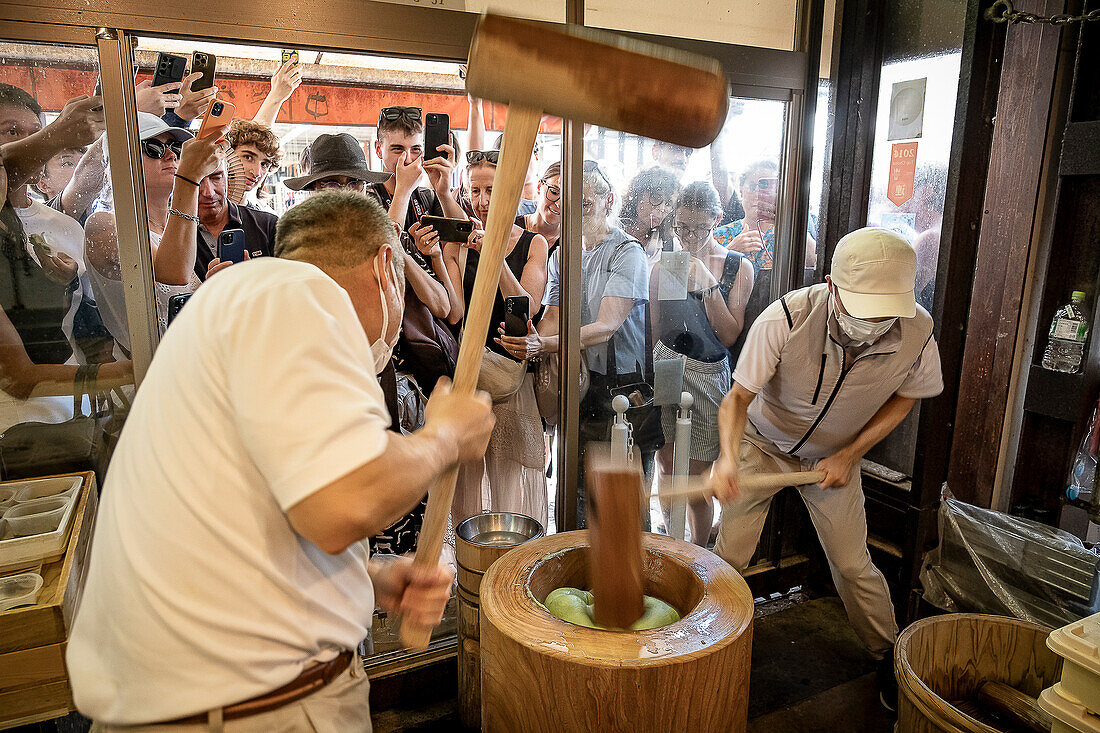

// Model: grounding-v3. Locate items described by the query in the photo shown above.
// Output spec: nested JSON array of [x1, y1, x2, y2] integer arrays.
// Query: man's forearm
[[438, 190, 467, 220], [60, 136, 107, 220], [253, 90, 290, 128], [155, 183, 200, 286], [839, 394, 915, 460], [719, 384, 754, 463]]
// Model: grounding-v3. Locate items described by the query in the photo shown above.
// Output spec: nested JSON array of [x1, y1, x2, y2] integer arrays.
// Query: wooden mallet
[[400, 13, 729, 649]]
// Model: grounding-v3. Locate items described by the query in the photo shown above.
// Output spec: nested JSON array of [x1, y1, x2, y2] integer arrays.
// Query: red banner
[[887, 141, 918, 206], [0, 64, 561, 134]]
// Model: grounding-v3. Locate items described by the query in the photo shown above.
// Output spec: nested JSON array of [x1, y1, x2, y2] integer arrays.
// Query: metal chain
[[987, 0, 1100, 24]]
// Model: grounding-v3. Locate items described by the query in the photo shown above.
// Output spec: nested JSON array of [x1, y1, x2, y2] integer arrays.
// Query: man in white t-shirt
[[709, 227, 943, 712], [67, 191, 495, 729]]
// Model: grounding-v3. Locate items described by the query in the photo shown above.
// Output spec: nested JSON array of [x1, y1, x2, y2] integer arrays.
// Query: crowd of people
[[0, 61, 799, 548]]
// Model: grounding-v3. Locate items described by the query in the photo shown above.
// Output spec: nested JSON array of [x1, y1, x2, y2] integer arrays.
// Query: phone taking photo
[[504, 296, 529, 338], [190, 51, 217, 92], [281, 49, 299, 66], [152, 53, 188, 88], [197, 98, 235, 140], [217, 229, 247, 264], [419, 215, 473, 244], [424, 113, 450, 161]]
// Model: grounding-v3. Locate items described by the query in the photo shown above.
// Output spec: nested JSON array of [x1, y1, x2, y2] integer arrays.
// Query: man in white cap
[[710, 226, 943, 710]]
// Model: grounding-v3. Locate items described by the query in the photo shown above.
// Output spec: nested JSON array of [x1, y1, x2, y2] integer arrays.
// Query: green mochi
[[542, 586, 681, 631]]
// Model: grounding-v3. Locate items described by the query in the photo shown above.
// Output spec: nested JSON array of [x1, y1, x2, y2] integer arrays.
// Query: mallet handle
[[654, 470, 827, 501], [400, 105, 543, 650]]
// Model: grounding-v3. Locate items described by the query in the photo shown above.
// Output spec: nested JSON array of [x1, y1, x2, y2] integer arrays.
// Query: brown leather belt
[[165, 650, 355, 724]]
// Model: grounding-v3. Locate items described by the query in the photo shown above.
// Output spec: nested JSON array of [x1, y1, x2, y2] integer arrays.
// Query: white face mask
[[832, 295, 896, 345], [370, 252, 400, 374]]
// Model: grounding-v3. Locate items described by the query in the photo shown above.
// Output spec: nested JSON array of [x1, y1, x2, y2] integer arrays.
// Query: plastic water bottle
[[1042, 291, 1090, 374]]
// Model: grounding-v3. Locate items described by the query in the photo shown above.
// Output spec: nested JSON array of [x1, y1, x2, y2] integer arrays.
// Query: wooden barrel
[[895, 613, 1064, 732], [455, 512, 543, 730], [480, 530, 753, 732]]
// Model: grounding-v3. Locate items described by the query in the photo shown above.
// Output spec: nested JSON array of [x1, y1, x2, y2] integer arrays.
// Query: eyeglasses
[[141, 138, 183, 160], [310, 178, 365, 191], [466, 150, 500, 166], [672, 223, 712, 239], [542, 183, 561, 202], [644, 191, 673, 208], [378, 106, 423, 126]]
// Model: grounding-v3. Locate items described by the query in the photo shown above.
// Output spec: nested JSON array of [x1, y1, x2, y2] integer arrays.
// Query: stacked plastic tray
[[0, 475, 84, 575], [1039, 611, 1100, 733]]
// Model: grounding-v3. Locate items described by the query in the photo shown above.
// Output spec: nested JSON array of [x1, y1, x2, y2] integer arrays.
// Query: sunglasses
[[141, 138, 183, 160], [466, 150, 500, 166], [582, 159, 611, 189], [378, 106, 423, 125]]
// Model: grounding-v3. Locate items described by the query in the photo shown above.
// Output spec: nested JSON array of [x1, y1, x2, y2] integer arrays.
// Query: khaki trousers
[[714, 437, 898, 655], [92, 654, 371, 733]]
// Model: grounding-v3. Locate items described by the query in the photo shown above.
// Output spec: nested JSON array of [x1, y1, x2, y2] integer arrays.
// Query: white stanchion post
[[669, 391, 693, 541], [611, 394, 631, 463]]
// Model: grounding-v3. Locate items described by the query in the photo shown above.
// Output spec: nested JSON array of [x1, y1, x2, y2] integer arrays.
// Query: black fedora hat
[[283, 133, 390, 190]]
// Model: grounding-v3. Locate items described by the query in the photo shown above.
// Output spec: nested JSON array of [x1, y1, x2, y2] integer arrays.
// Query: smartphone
[[167, 293, 192, 325], [218, 229, 247, 264], [424, 113, 450, 161], [152, 53, 188, 88], [281, 49, 299, 65], [504, 296, 529, 337], [190, 51, 217, 92], [197, 98, 236, 140], [420, 215, 473, 244]]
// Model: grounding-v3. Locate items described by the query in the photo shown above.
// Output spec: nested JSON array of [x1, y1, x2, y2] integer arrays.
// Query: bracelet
[[174, 172, 200, 188], [168, 208, 200, 224]]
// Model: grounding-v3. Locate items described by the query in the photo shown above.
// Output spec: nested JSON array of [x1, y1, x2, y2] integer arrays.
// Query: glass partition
[[0, 39, 134, 485], [862, 0, 965, 480], [557, 97, 788, 546], [125, 35, 565, 657]]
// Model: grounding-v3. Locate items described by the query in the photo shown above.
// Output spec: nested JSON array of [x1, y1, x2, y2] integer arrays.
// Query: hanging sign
[[887, 142, 918, 206]]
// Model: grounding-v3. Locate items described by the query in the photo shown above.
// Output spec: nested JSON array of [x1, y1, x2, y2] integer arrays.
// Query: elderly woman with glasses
[[498, 160, 650, 526], [651, 181, 753, 545], [620, 166, 681, 272]]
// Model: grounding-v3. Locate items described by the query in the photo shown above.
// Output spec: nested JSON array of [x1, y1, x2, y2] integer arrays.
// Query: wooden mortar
[[480, 530, 753, 732]]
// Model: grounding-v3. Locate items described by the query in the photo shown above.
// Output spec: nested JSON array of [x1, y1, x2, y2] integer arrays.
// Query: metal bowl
[[457, 512, 544, 547]]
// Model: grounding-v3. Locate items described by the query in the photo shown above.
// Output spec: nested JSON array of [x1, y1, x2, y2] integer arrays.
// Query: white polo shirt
[[67, 258, 391, 725]]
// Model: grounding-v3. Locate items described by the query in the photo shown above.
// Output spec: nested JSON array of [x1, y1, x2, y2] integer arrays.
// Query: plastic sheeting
[[921, 487, 1100, 628]]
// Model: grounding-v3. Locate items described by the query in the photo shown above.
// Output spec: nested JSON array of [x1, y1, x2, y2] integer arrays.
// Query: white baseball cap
[[136, 112, 193, 143], [830, 227, 917, 319]]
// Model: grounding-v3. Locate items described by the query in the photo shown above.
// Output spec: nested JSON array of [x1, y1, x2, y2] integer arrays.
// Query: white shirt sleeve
[[896, 334, 944, 399], [226, 273, 391, 511], [731, 300, 792, 394]]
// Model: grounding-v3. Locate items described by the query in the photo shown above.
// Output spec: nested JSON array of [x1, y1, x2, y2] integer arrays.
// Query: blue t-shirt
[[543, 227, 648, 376]]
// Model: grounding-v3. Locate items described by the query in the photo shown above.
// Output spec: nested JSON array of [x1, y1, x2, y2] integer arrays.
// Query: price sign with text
[[887, 141, 918, 206]]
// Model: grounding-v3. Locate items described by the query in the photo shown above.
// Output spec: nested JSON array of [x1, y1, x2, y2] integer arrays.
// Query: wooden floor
[[12, 594, 893, 733]]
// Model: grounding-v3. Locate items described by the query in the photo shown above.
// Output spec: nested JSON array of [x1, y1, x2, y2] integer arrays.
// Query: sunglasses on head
[[582, 159, 612, 189], [141, 138, 183, 160], [466, 150, 500, 166], [378, 106, 423, 125]]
